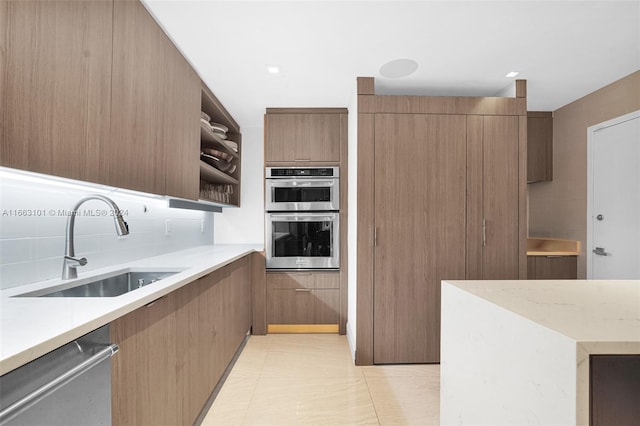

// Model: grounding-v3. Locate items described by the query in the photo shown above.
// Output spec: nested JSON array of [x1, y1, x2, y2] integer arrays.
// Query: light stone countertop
[[441, 279, 640, 425], [0, 244, 262, 376], [445, 280, 640, 344]]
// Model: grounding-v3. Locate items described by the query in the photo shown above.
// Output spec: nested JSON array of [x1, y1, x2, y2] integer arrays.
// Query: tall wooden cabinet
[[1, 0, 113, 183], [466, 115, 521, 280], [356, 77, 528, 365], [263, 108, 348, 334], [373, 114, 467, 363]]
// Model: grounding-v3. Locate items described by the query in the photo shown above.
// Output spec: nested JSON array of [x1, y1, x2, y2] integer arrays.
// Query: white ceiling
[[143, 0, 640, 129]]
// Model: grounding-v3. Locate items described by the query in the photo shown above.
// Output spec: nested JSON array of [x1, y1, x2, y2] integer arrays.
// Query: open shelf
[[199, 82, 242, 206], [199, 161, 239, 185], [200, 123, 240, 159]]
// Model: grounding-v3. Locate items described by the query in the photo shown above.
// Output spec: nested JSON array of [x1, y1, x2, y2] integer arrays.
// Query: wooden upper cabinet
[[527, 111, 553, 183], [1, 0, 113, 182], [109, 0, 200, 198], [160, 27, 200, 200], [265, 110, 344, 163]]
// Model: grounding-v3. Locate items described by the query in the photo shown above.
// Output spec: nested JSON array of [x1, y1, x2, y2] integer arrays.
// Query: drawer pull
[[295, 288, 312, 292]]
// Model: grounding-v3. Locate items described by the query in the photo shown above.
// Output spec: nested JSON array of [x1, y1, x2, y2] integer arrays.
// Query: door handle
[[592, 247, 610, 256]]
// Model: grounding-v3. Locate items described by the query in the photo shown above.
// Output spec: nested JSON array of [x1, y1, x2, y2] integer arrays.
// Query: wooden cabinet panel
[[467, 115, 520, 280], [108, 0, 168, 195], [266, 271, 340, 325], [267, 288, 339, 325], [176, 256, 251, 424], [373, 114, 467, 364], [111, 256, 252, 426], [265, 114, 298, 162], [527, 256, 577, 279], [162, 41, 200, 200], [590, 355, 640, 426], [1, 0, 112, 182], [266, 271, 340, 289], [265, 112, 342, 163], [482, 115, 520, 279], [527, 112, 553, 183], [111, 293, 180, 426]]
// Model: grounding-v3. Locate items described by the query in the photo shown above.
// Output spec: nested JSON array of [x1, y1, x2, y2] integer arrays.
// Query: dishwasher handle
[[0, 343, 118, 424]]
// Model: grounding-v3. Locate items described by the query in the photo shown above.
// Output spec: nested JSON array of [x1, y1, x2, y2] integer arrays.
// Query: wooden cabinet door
[[109, 0, 200, 198], [299, 114, 342, 162], [108, 0, 167, 195], [527, 112, 553, 183], [111, 293, 180, 426], [265, 113, 342, 163], [527, 256, 577, 279], [1, 0, 112, 182], [162, 39, 200, 200], [265, 114, 297, 162], [467, 115, 520, 280], [373, 114, 467, 364]]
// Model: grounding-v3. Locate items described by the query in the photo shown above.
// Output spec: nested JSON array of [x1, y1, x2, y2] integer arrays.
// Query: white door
[[588, 112, 640, 279]]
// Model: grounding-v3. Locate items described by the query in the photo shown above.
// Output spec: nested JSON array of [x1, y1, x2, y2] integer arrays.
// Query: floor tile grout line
[[361, 368, 383, 426], [240, 336, 269, 426]]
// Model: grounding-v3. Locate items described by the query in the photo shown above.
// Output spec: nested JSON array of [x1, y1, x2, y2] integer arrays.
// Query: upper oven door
[[265, 178, 339, 211]]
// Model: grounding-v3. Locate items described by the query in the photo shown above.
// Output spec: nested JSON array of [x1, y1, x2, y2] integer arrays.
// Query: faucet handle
[[65, 256, 88, 267]]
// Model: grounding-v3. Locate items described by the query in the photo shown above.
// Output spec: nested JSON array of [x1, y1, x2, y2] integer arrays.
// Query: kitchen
[[1, 1, 639, 425]]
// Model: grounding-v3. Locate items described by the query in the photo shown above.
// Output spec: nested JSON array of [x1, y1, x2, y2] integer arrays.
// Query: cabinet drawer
[[266, 271, 340, 289], [267, 288, 339, 325]]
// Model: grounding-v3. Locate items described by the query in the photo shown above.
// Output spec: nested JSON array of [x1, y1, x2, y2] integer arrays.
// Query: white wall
[[214, 126, 265, 244], [0, 168, 214, 289], [347, 92, 358, 360]]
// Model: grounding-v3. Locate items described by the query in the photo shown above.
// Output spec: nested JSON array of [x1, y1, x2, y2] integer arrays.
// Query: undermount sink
[[15, 269, 184, 298]]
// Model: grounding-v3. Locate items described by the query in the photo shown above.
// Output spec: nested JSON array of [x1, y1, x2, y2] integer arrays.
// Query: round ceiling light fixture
[[379, 59, 419, 78]]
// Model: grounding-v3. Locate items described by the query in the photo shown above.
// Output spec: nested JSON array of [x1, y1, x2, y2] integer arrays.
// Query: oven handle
[[266, 179, 337, 187], [268, 212, 338, 221]]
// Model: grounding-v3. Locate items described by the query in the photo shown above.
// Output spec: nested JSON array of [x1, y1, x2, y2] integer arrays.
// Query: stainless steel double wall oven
[[265, 167, 340, 270]]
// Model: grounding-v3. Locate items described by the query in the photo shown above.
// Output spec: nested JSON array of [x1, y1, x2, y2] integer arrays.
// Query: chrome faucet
[[62, 195, 129, 280]]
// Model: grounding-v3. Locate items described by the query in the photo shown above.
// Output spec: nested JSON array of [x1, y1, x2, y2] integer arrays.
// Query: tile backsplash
[[0, 169, 214, 289]]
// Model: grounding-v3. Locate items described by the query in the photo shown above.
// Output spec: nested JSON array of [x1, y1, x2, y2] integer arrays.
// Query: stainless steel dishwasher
[[0, 325, 118, 426]]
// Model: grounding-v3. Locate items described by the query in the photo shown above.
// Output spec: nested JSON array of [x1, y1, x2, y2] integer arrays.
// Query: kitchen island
[[0, 244, 261, 376], [441, 279, 640, 425]]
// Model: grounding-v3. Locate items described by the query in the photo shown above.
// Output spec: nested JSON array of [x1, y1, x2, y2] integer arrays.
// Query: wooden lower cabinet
[[590, 355, 640, 425], [527, 256, 577, 279], [110, 291, 180, 426], [266, 272, 340, 326], [110, 256, 251, 426]]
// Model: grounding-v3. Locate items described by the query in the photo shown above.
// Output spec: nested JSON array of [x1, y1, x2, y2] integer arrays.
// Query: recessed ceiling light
[[379, 59, 419, 78], [505, 71, 519, 78], [266, 65, 280, 74]]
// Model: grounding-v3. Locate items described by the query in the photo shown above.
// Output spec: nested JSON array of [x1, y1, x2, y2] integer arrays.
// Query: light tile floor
[[201, 334, 440, 425]]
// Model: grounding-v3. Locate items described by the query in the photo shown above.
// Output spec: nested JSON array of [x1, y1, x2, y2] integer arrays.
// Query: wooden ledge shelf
[[527, 237, 581, 256]]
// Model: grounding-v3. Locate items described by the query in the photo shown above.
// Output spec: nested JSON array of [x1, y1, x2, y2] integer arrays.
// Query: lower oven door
[[266, 212, 339, 270]]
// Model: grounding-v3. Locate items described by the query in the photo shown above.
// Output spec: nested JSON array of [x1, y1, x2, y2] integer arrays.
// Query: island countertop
[[445, 279, 640, 344], [0, 244, 262, 376], [441, 279, 640, 425]]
